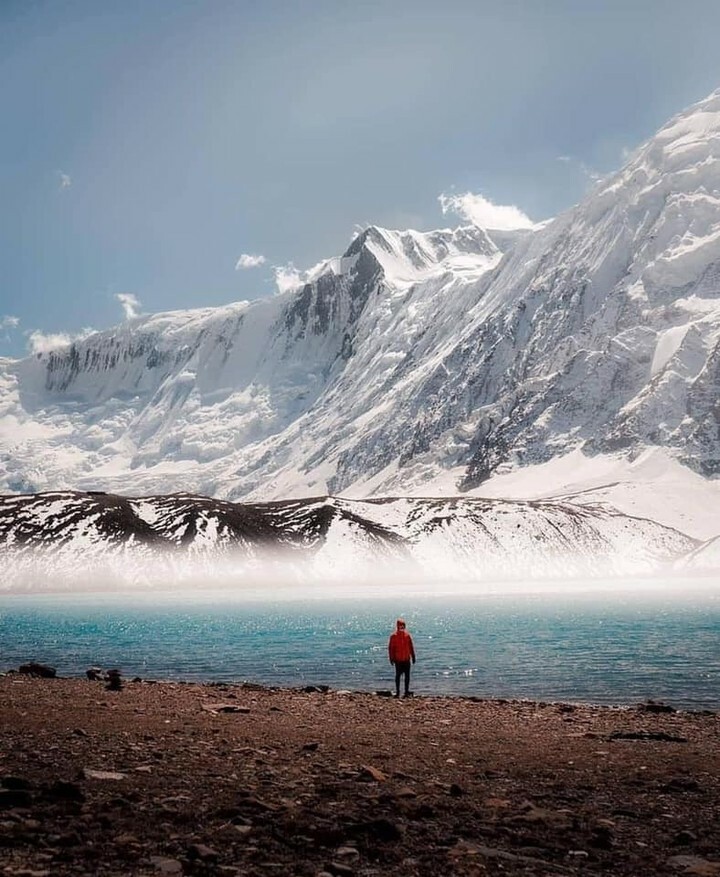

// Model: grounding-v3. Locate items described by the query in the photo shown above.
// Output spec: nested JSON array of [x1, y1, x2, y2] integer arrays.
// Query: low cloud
[[1, 315, 20, 346], [439, 191, 535, 231], [116, 293, 142, 319], [274, 257, 335, 294], [274, 263, 304, 294], [235, 253, 266, 270], [27, 328, 94, 355]]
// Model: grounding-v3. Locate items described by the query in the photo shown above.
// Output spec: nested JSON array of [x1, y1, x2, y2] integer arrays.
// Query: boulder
[[187, 843, 219, 862], [18, 662, 56, 678], [638, 700, 676, 714], [106, 669, 123, 691]]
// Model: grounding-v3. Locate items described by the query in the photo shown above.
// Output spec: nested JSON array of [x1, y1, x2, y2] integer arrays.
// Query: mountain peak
[[599, 87, 720, 195], [343, 223, 501, 285], [649, 87, 720, 166]]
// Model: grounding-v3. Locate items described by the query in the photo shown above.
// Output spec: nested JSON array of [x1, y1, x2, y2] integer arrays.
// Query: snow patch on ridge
[[651, 324, 692, 377]]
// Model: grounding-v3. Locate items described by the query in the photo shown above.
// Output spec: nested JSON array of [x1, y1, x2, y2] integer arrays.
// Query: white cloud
[[59, 172, 72, 190], [556, 155, 572, 163], [274, 263, 304, 294], [273, 258, 335, 294], [27, 328, 94, 355], [116, 293, 142, 319], [0, 315, 19, 330], [235, 253, 266, 270], [438, 191, 535, 230]]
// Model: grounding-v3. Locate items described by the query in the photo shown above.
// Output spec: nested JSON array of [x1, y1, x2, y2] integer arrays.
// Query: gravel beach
[[1, 675, 719, 876]]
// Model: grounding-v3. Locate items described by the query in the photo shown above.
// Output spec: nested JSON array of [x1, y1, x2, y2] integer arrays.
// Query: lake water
[[1, 585, 719, 709]]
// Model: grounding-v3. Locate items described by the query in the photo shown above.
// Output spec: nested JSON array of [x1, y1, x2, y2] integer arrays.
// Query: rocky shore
[[1, 675, 719, 876]]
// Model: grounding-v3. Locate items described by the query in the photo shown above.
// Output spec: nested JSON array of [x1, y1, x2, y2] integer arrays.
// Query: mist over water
[[1, 538, 705, 595], [1, 583, 718, 709]]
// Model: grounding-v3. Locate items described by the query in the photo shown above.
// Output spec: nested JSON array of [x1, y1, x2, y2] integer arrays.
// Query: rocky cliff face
[[2, 92, 720, 503]]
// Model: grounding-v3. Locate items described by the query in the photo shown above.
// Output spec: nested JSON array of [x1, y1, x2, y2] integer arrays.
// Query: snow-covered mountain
[[0, 490, 697, 592], [2, 90, 720, 543]]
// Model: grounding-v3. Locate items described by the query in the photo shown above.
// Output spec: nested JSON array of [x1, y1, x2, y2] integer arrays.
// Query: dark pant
[[394, 660, 411, 696]]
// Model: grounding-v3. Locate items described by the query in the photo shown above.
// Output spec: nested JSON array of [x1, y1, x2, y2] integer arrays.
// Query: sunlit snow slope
[[1, 91, 720, 538]]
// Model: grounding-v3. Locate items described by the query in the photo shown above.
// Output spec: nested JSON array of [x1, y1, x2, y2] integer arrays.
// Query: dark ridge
[[0, 489, 697, 561]]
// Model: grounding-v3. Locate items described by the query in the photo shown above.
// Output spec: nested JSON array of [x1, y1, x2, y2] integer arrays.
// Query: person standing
[[388, 618, 416, 697]]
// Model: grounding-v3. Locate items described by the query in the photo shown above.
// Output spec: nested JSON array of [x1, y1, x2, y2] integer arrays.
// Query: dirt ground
[[1, 675, 719, 876]]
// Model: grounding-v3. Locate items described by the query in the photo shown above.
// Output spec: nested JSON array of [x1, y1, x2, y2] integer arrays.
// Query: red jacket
[[389, 630, 415, 663]]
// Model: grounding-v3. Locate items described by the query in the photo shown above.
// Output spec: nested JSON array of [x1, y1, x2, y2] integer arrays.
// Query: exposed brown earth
[[1, 675, 719, 876]]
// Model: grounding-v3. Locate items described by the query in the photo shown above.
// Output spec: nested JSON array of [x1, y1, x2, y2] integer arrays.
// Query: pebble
[[187, 843, 219, 862], [327, 863, 355, 876], [673, 829, 698, 845], [150, 856, 183, 874], [201, 703, 250, 714], [335, 847, 360, 860], [83, 769, 127, 781], [359, 765, 387, 782], [667, 855, 720, 873]]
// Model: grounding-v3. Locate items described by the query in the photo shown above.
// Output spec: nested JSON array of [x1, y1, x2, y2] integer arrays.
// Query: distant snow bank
[[465, 448, 720, 541], [0, 489, 706, 594], [348, 448, 720, 542], [682, 535, 720, 572]]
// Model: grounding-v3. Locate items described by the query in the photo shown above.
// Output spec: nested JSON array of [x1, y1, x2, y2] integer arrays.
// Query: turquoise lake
[[1, 585, 718, 708]]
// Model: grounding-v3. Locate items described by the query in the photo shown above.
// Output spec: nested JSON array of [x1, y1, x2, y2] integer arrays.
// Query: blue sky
[[3, 0, 720, 357]]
